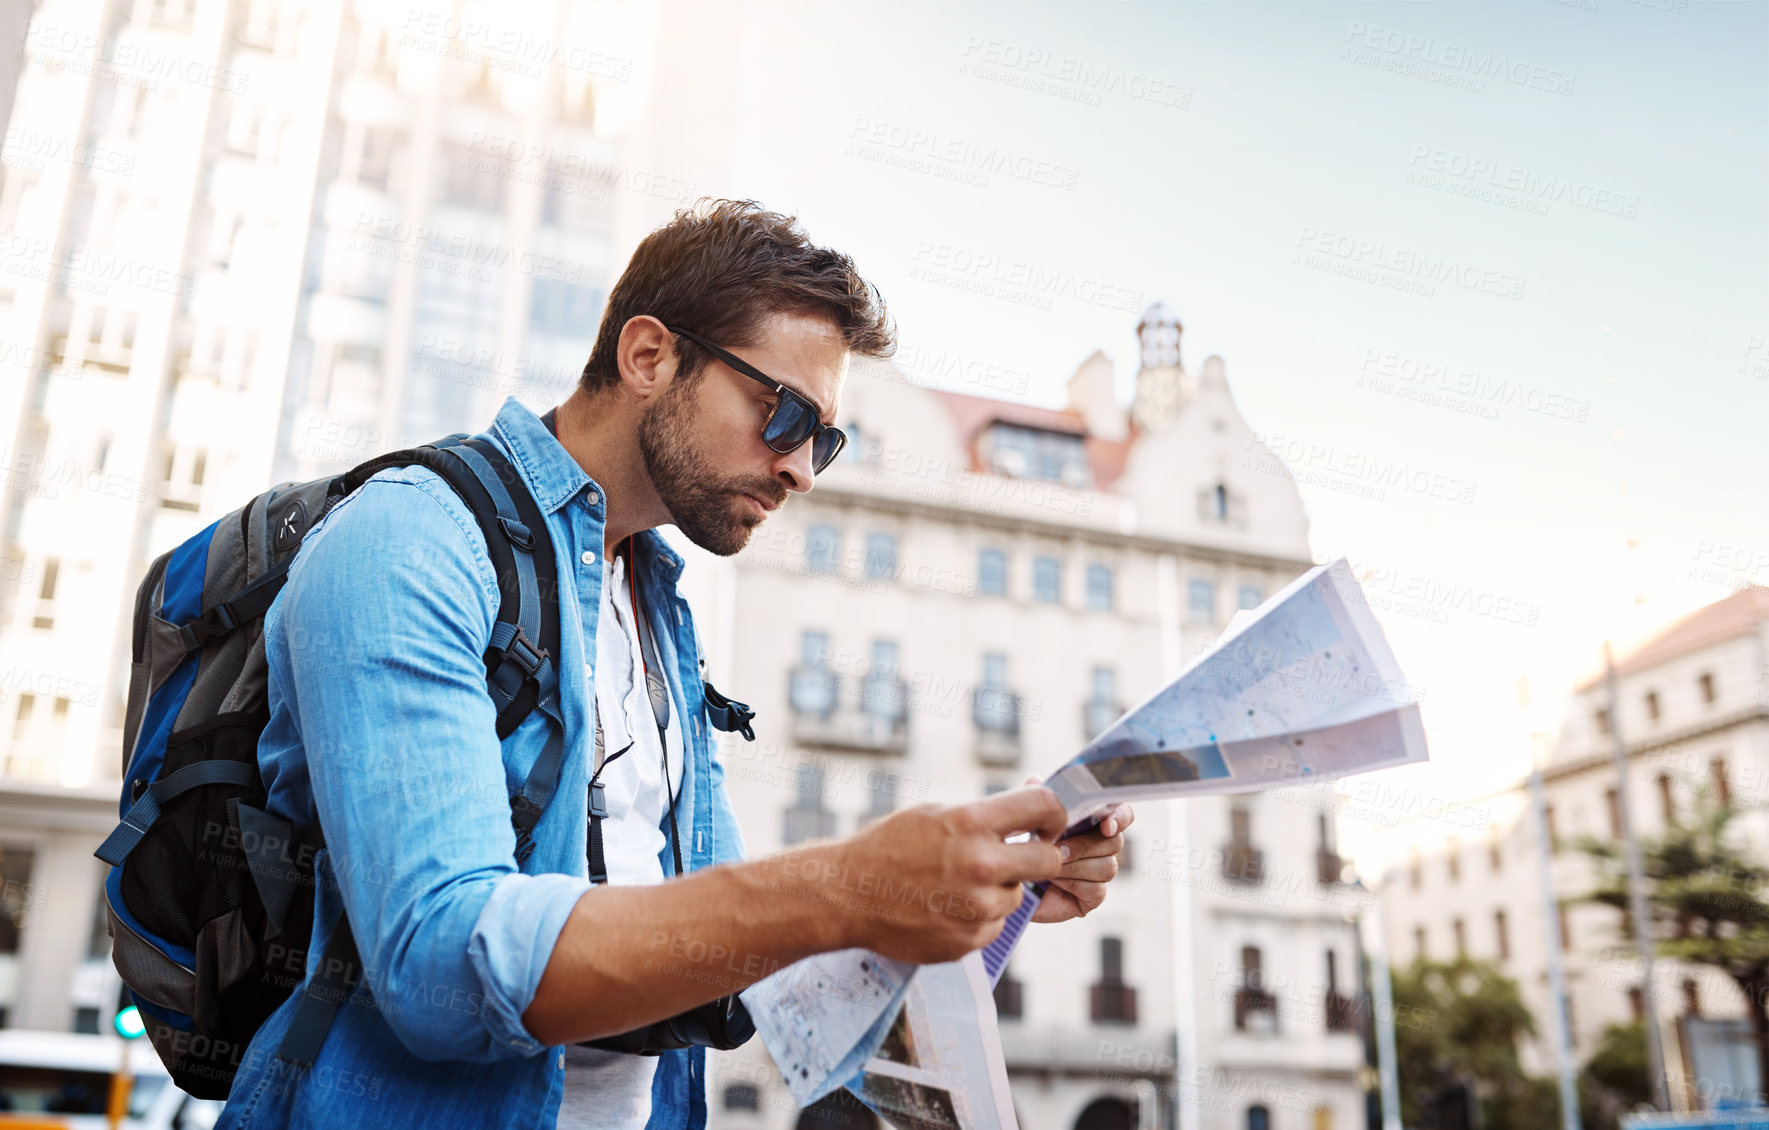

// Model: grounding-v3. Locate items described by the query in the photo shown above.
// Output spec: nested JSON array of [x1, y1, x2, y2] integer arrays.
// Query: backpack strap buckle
[[702, 681, 756, 742]]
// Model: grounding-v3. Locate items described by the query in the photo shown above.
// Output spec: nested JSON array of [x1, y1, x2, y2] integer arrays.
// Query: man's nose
[[772, 440, 816, 493]]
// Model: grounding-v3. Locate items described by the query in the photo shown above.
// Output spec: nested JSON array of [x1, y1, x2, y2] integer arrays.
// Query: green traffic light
[[114, 1005, 145, 1039]]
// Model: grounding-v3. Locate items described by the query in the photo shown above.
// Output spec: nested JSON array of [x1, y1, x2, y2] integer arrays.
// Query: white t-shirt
[[556, 552, 684, 1130]]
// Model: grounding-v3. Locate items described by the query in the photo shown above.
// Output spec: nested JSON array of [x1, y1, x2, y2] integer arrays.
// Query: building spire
[[1132, 302, 1188, 432]]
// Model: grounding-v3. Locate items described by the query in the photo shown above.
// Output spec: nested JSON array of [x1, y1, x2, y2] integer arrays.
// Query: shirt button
[[585, 490, 599, 506], [581, 550, 596, 565]]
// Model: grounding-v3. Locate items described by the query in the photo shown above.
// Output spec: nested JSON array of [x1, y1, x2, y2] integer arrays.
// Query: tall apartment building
[[1373, 586, 1769, 1112], [0, 0, 646, 1034], [699, 306, 1369, 1130]]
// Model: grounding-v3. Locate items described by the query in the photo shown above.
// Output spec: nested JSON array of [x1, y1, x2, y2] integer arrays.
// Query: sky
[[621, 0, 1769, 859]]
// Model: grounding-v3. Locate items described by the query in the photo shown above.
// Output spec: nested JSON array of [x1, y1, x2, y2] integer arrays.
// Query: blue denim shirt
[[218, 398, 747, 1130]]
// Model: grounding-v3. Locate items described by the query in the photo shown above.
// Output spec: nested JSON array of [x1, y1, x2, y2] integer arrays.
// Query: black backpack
[[95, 433, 565, 1096], [96, 427, 757, 1097]]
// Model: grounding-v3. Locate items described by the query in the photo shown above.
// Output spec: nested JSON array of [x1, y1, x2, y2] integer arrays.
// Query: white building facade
[[0, 0, 649, 1036], [1373, 586, 1769, 1113]]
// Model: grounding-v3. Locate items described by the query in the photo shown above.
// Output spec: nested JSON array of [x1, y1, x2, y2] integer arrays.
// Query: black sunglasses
[[665, 325, 848, 474]]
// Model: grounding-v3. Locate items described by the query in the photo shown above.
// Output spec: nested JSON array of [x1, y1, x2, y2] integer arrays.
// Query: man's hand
[[1026, 772, 1134, 923], [824, 785, 1068, 965]]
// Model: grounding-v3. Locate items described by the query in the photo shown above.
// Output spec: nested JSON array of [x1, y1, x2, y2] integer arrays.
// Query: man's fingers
[[1098, 802, 1136, 839], [1058, 854, 1119, 883], [972, 784, 1068, 840], [990, 838, 1064, 885]]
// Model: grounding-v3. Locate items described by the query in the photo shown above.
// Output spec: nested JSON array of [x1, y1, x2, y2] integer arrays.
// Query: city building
[[1372, 585, 1769, 1112], [0, 0, 644, 1038], [696, 305, 1368, 1130]]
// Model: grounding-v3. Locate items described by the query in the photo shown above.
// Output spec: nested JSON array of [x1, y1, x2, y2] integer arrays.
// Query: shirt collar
[[489, 396, 594, 515], [489, 396, 686, 584]]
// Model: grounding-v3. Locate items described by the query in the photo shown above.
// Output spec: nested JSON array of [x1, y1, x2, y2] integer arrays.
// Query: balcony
[[1316, 849, 1344, 886], [1090, 982, 1138, 1025], [1234, 987, 1278, 1034], [1326, 992, 1360, 1033], [999, 1025, 1177, 1078], [788, 666, 908, 754], [1221, 842, 1265, 884], [973, 687, 1022, 765]]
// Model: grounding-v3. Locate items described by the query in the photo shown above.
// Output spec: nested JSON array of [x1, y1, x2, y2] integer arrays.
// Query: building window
[[1683, 978, 1701, 1017], [1316, 814, 1341, 885], [31, 557, 59, 629], [1447, 838, 1460, 882], [1032, 556, 1062, 603], [1489, 834, 1502, 872], [1699, 672, 1716, 705], [1545, 804, 1559, 852], [1085, 564, 1114, 610], [1247, 1106, 1271, 1130], [1495, 910, 1510, 961], [1606, 788, 1622, 839], [1645, 691, 1661, 723], [1558, 903, 1572, 949], [1712, 757, 1732, 807], [782, 764, 837, 845], [1237, 584, 1262, 610], [10, 695, 32, 743], [864, 532, 897, 580], [975, 652, 1019, 737], [994, 961, 1023, 1020], [1594, 708, 1611, 737], [1187, 579, 1216, 623], [0, 847, 34, 954], [1658, 773, 1675, 826], [1414, 926, 1427, 962], [1222, 799, 1263, 882], [528, 277, 603, 337], [1452, 917, 1466, 955], [1312, 1107, 1334, 1130], [1628, 985, 1645, 1023], [1085, 666, 1120, 739], [1409, 849, 1421, 889], [790, 631, 836, 717], [1090, 937, 1136, 1024], [805, 524, 838, 574], [864, 769, 899, 822], [1234, 946, 1274, 1034], [978, 548, 1007, 596], [723, 1084, 759, 1111], [985, 423, 1090, 486]]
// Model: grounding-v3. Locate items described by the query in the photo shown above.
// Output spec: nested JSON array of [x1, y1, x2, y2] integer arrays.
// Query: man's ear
[[614, 315, 675, 403]]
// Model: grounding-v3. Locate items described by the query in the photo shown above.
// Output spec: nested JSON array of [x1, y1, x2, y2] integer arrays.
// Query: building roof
[[1576, 585, 1769, 691], [930, 389, 1135, 490]]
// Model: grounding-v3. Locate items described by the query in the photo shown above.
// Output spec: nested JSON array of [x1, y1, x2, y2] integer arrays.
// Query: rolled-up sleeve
[[269, 474, 590, 1061]]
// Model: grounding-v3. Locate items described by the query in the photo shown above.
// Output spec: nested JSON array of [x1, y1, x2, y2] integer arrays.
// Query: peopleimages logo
[[1342, 22, 1577, 96]]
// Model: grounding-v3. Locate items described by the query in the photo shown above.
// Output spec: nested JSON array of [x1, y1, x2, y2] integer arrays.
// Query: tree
[[1580, 1022, 1651, 1130], [1580, 798, 1769, 1100], [1392, 955, 1562, 1130]]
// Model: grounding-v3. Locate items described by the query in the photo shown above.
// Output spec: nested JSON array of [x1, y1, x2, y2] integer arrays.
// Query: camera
[[579, 993, 755, 1055]]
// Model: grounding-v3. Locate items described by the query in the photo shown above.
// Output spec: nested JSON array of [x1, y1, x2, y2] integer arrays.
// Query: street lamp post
[[1603, 642, 1672, 1111]]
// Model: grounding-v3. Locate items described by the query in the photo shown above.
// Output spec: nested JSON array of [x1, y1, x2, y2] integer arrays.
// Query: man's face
[[638, 310, 848, 556]]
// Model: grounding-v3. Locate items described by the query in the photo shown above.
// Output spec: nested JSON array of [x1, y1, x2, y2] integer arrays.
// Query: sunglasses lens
[[762, 394, 817, 452], [811, 428, 847, 473]]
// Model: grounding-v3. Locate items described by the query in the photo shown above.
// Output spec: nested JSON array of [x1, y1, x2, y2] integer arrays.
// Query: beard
[[637, 377, 787, 556]]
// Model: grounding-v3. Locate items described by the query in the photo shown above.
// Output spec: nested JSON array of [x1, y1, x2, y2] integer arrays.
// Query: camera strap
[[542, 408, 684, 884]]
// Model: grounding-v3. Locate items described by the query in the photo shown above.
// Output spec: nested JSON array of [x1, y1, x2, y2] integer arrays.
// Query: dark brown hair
[[580, 198, 895, 394]]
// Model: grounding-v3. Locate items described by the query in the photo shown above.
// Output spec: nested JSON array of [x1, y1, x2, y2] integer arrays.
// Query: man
[[218, 199, 1132, 1129]]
